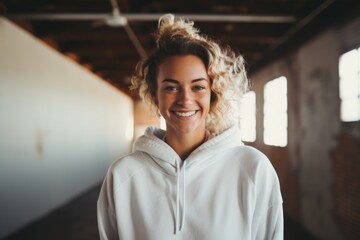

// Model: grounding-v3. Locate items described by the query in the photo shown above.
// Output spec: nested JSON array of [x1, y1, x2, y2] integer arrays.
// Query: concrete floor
[[5, 184, 317, 240]]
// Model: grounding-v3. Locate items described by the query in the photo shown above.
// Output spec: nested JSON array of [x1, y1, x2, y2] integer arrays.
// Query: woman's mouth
[[173, 111, 197, 117]]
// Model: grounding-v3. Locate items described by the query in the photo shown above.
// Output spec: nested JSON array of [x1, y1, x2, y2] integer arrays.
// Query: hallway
[[5, 184, 316, 240]]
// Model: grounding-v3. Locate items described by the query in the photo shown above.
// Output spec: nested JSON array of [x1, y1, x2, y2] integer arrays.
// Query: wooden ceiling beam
[[91, 65, 137, 73], [58, 39, 152, 52], [54, 33, 275, 45], [209, 1, 323, 15], [218, 36, 277, 45], [47, 31, 151, 42], [100, 70, 134, 83], [65, 48, 141, 58], [78, 55, 140, 63], [33, 0, 111, 13], [199, 23, 291, 38], [31, 19, 290, 39], [80, 59, 138, 68]]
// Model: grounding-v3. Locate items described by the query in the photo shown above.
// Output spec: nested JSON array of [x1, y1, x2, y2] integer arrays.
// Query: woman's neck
[[165, 130, 206, 160]]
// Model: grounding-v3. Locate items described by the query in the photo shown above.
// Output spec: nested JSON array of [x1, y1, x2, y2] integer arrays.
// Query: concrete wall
[[296, 30, 341, 239], [0, 18, 133, 238], [249, 16, 360, 240]]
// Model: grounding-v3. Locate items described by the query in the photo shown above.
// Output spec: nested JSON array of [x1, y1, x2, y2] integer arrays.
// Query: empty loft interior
[[1, 0, 360, 239]]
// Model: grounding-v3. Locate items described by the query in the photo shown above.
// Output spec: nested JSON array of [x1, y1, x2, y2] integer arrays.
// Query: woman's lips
[[173, 110, 197, 117]]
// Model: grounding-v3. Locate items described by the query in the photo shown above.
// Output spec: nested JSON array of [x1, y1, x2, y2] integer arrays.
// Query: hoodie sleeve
[[251, 157, 284, 240], [97, 168, 120, 240]]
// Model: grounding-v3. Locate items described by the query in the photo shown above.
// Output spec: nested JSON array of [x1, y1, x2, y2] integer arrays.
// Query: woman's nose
[[176, 88, 192, 105]]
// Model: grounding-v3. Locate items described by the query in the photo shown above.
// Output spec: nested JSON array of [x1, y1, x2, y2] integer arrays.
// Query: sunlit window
[[263, 76, 288, 147], [240, 91, 256, 142], [339, 47, 360, 122]]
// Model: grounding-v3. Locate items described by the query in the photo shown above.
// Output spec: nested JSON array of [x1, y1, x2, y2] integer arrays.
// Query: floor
[[5, 184, 317, 240]]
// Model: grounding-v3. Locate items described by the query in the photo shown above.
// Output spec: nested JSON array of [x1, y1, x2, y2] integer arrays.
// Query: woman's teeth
[[174, 111, 196, 117]]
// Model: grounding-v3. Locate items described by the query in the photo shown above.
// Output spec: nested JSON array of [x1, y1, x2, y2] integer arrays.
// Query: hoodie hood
[[133, 125, 244, 171], [133, 126, 244, 234]]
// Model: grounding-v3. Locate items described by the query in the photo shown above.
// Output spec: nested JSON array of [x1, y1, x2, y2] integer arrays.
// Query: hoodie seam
[[112, 153, 151, 194], [145, 153, 178, 177], [113, 152, 177, 195]]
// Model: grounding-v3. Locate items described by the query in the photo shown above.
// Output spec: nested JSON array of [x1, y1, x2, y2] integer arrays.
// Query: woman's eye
[[193, 86, 206, 91], [164, 86, 178, 91]]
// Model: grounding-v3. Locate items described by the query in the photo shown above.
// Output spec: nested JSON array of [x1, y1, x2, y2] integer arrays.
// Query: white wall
[[0, 18, 133, 238]]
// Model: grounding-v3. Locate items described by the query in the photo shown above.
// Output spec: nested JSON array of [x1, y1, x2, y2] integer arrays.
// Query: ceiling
[[1, 0, 359, 97]]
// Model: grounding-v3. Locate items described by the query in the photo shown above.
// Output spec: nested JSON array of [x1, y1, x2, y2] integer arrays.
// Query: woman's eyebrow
[[161, 78, 178, 83], [161, 77, 208, 83], [192, 78, 208, 83]]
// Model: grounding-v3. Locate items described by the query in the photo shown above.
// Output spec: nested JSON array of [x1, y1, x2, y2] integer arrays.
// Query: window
[[339, 47, 360, 122], [263, 76, 288, 147], [240, 91, 256, 142]]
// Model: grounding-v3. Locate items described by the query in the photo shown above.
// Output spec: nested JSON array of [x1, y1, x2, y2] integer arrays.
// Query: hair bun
[[155, 14, 200, 48], [158, 14, 175, 28]]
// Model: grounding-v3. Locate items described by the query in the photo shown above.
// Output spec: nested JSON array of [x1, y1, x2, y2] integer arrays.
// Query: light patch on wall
[[35, 130, 44, 159], [126, 118, 134, 141]]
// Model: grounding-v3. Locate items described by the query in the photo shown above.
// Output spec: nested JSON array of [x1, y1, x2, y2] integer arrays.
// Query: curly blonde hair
[[131, 14, 248, 138]]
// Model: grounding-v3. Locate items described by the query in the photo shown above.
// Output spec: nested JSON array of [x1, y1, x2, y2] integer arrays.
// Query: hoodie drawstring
[[174, 159, 187, 235], [175, 159, 180, 234], [181, 161, 187, 230]]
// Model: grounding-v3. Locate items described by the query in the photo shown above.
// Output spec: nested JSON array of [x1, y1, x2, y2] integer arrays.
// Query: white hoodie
[[97, 126, 283, 240]]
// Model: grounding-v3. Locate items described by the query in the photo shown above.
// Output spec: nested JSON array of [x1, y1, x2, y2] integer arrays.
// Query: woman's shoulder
[[224, 145, 278, 182], [107, 151, 151, 183], [226, 145, 269, 165], [111, 151, 146, 168]]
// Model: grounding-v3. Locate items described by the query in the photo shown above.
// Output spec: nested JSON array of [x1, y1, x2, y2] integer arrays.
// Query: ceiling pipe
[[123, 24, 147, 60], [107, 0, 148, 59], [4, 13, 296, 23]]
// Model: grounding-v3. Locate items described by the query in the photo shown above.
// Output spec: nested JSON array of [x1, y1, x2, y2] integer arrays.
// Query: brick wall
[[331, 133, 360, 240]]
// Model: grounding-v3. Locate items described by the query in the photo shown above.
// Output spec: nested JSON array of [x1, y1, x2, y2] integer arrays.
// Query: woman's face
[[156, 55, 211, 136]]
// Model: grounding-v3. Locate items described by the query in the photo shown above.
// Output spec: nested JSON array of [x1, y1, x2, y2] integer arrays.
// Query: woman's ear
[[209, 90, 219, 114], [152, 96, 161, 117], [153, 95, 159, 106], [210, 91, 217, 103]]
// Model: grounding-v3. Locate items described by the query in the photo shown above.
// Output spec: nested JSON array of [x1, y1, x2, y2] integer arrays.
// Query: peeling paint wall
[[249, 16, 360, 240], [297, 31, 341, 239]]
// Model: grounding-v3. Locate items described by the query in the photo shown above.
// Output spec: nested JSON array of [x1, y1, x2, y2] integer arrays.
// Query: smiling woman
[[97, 14, 284, 240], [156, 55, 211, 159], [131, 14, 248, 138]]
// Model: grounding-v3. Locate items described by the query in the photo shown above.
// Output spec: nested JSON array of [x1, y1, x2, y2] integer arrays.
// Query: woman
[[97, 14, 283, 240]]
